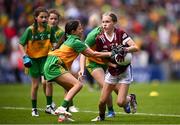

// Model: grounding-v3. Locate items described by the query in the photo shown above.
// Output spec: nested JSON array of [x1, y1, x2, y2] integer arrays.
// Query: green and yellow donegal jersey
[[53, 26, 64, 43], [48, 35, 87, 69], [85, 26, 106, 65], [19, 24, 56, 58]]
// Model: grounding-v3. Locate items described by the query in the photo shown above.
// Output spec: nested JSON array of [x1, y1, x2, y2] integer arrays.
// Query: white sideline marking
[[83, 110, 180, 118], [1, 106, 180, 118]]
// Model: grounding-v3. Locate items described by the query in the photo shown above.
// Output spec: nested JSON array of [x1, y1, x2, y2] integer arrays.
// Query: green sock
[[32, 100, 37, 109], [46, 96, 52, 106], [61, 100, 69, 108], [68, 100, 73, 107], [108, 106, 114, 112]]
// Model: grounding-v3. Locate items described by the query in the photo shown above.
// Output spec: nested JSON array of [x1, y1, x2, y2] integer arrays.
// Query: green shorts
[[44, 55, 68, 81], [28, 56, 47, 78], [86, 60, 107, 74]]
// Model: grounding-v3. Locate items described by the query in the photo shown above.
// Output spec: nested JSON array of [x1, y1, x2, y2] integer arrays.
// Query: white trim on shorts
[[105, 65, 133, 85]]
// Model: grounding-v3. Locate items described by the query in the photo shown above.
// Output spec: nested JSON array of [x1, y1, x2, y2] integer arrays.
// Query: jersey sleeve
[[84, 26, 101, 47], [73, 39, 88, 53], [19, 27, 32, 46], [56, 29, 65, 41], [120, 30, 131, 45]]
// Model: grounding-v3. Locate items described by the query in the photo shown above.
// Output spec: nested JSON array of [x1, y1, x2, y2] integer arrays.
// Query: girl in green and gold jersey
[[19, 7, 57, 116]]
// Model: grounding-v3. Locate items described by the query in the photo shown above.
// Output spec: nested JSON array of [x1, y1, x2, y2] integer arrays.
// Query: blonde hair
[[102, 12, 118, 22]]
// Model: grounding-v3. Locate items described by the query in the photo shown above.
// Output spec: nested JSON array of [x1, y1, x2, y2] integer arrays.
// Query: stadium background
[[0, 0, 179, 84]]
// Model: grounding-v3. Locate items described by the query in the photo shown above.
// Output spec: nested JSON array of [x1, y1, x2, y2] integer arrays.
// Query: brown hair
[[48, 9, 61, 21], [33, 6, 49, 37], [64, 20, 81, 40], [33, 6, 49, 18]]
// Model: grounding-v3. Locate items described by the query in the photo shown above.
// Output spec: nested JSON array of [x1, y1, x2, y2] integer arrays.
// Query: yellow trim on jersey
[[48, 44, 79, 69], [26, 39, 52, 58]]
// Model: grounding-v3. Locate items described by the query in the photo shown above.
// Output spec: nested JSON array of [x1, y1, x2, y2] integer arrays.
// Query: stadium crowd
[[0, 0, 179, 83]]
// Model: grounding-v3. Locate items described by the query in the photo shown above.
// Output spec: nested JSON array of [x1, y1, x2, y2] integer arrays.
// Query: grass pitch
[[0, 81, 180, 124]]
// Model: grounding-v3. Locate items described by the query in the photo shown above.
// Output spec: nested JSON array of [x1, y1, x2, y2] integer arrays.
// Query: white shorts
[[105, 65, 133, 85]]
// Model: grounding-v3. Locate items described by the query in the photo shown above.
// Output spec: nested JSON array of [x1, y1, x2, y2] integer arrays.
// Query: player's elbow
[[130, 44, 139, 52], [134, 45, 140, 52]]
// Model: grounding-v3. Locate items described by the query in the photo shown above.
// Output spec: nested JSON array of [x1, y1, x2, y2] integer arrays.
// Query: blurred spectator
[[9, 35, 24, 83], [84, 13, 101, 37]]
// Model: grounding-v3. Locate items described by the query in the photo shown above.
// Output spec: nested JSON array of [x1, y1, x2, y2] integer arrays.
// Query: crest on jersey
[[122, 33, 128, 39]]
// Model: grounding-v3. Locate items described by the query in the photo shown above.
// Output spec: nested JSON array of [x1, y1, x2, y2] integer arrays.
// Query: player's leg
[[40, 57, 48, 96], [28, 59, 41, 116], [116, 65, 137, 113], [116, 86, 137, 114], [68, 57, 80, 113], [41, 57, 56, 115], [64, 90, 79, 113], [31, 77, 39, 116], [43, 56, 81, 122], [91, 68, 115, 117], [54, 72, 83, 116], [45, 80, 56, 115], [116, 83, 131, 113], [91, 83, 114, 121], [41, 76, 46, 95]]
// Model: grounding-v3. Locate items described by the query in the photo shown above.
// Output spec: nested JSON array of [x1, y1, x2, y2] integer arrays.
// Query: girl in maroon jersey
[[91, 12, 139, 121]]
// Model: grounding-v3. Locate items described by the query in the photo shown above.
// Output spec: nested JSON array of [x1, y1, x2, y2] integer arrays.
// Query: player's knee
[[74, 81, 83, 90], [42, 82, 46, 86], [98, 82, 104, 88], [99, 99, 106, 105], [117, 99, 126, 107], [32, 83, 39, 90], [46, 83, 52, 87], [78, 82, 83, 89]]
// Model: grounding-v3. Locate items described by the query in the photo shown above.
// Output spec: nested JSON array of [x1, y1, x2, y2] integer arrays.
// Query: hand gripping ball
[[115, 53, 132, 66]]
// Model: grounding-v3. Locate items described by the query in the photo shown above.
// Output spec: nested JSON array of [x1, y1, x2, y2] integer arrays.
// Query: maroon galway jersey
[[95, 28, 131, 76]]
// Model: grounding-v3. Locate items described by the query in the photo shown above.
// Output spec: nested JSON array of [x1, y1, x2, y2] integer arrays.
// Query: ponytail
[[64, 20, 80, 40]]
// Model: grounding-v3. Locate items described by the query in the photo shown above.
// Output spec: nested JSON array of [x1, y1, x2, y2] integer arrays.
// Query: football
[[115, 53, 132, 66]]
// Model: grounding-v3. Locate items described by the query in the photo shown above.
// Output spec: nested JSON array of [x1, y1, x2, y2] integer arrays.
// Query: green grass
[[0, 81, 180, 124]]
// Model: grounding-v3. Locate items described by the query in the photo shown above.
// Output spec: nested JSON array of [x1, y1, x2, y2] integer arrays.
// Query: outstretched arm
[[82, 47, 112, 58], [125, 39, 139, 53]]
